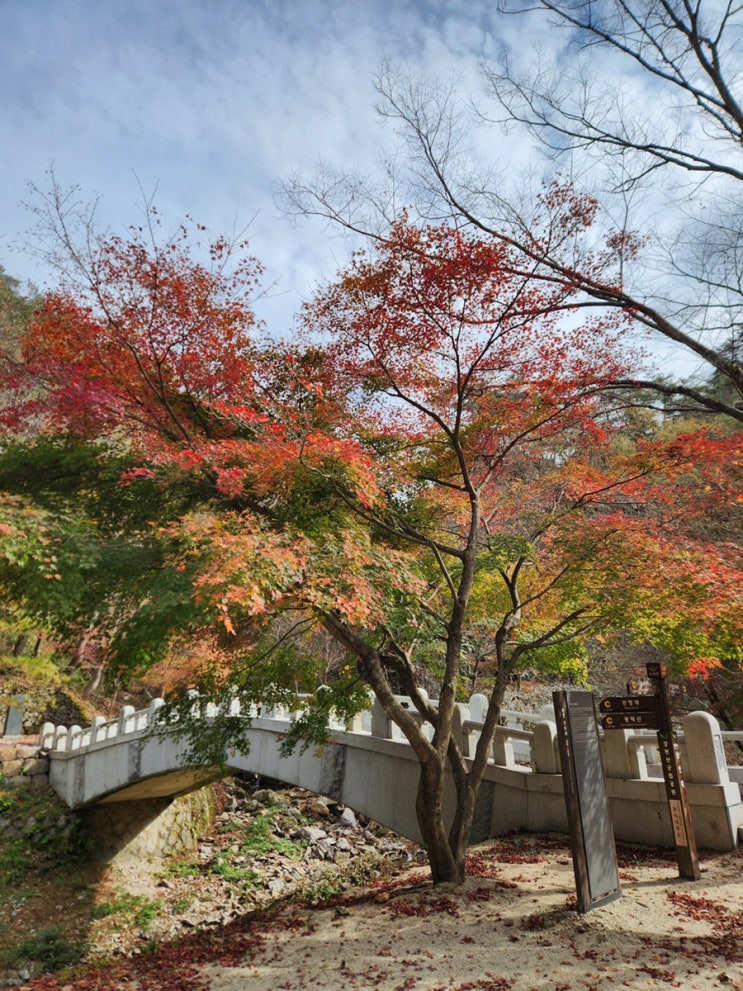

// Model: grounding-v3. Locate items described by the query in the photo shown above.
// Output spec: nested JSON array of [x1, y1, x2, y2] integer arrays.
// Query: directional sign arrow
[[599, 696, 659, 713], [601, 711, 659, 730]]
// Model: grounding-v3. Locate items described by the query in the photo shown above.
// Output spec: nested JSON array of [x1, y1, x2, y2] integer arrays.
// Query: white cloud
[[0, 0, 721, 385], [4, 0, 507, 328]]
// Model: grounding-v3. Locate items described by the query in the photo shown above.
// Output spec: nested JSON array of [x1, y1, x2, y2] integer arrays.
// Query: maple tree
[[280, 17, 743, 746], [0, 210, 268, 691], [1, 190, 740, 883], [617, 420, 743, 727], [291, 219, 743, 880], [0, 437, 215, 693]]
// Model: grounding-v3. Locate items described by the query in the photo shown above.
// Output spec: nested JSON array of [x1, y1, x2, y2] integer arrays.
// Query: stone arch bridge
[[35, 694, 742, 860]]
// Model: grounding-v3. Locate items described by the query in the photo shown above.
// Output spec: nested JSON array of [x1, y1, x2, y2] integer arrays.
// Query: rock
[[253, 789, 285, 806], [316, 838, 335, 859], [22, 758, 49, 776], [296, 826, 328, 843], [338, 807, 357, 829], [306, 799, 332, 818]]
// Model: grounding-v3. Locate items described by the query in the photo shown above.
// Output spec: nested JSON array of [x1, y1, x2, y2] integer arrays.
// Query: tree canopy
[[1, 192, 740, 880]]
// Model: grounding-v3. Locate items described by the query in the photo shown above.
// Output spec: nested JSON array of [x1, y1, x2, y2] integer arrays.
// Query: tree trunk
[[448, 779, 477, 880], [415, 753, 463, 884], [12, 635, 28, 657]]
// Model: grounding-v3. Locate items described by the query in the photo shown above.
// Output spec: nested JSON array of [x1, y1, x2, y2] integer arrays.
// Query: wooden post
[[646, 663, 701, 881]]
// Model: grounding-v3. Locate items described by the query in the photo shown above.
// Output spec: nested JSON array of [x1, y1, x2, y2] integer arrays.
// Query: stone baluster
[[464, 693, 489, 757], [533, 720, 560, 774], [52, 725, 69, 751], [185, 689, 200, 705], [460, 721, 477, 758], [602, 728, 638, 779], [469, 693, 489, 725], [627, 738, 649, 779], [345, 710, 366, 733], [683, 711, 729, 785], [89, 715, 108, 744], [147, 698, 166, 728], [371, 697, 392, 738], [492, 728, 515, 767], [118, 705, 136, 735], [450, 702, 468, 755], [38, 722, 56, 750], [370, 693, 429, 740], [68, 725, 83, 750]]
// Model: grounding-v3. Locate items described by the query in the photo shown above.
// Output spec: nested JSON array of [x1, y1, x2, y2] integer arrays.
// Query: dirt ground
[[6, 776, 742, 991], [195, 837, 743, 991], [17, 834, 741, 991]]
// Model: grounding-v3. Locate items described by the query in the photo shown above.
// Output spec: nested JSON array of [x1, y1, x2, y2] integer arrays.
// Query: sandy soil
[[197, 837, 743, 991], [11, 794, 742, 991]]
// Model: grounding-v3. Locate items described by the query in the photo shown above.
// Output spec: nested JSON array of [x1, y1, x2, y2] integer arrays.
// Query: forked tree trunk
[[415, 662, 515, 885], [415, 754, 462, 884], [320, 609, 506, 885], [415, 756, 490, 884]]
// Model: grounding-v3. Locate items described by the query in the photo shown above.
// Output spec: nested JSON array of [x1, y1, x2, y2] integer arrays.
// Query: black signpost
[[598, 664, 700, 881], [553, 690, 621, 914], [646, 663, 701, 881]]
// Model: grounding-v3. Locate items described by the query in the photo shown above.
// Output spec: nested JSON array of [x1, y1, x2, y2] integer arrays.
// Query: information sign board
[[2, 695, 25, 737], [553, 690, 621, 914]]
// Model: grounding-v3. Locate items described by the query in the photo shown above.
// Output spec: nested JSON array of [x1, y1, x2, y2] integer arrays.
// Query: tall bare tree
[[281, 1, 743, 420]]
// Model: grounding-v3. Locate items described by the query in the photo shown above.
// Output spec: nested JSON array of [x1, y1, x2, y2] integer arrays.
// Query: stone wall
[[0, 739, 49, 790], [0, 748, 81, 860], [81, 785, 219, 864]]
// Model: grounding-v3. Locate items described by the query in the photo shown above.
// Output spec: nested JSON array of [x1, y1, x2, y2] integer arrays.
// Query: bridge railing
[[38, 692, 741, 793], [39, 697, 168, 752]]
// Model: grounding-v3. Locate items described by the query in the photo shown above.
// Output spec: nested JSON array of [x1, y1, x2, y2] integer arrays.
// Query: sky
[[0, 0, 552, 334]]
